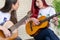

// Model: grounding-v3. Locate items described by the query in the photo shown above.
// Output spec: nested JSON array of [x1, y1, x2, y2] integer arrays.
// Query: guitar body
[[0, 21, 17, 40], [0, 31, 14, 40], [26, 16, 49, 36], [0, 13, 32, 40]]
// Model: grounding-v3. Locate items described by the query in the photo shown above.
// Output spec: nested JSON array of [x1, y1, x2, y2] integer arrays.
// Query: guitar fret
[[9, 15, 27, 32], [40, 13, 60, 23]]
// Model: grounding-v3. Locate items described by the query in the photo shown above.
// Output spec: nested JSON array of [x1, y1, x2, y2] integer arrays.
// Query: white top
[[38, 7, 56, 18], [0, 11, 11, 25], [38, 6, 56, 30]]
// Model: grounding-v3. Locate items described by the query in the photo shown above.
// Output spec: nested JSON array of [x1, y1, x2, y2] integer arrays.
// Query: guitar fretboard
[[9, 15, 28, 32], [40, 12, 60, 23]]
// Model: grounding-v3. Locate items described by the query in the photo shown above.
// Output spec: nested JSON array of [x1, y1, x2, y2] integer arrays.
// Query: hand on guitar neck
[[52, 17, 59, 26]]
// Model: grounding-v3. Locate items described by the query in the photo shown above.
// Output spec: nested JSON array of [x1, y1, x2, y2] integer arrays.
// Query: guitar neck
[[47, 13, 60, 20], [9, 15, 28, 32], [8, 11, 32, 32], [40, 13, 60, 22]]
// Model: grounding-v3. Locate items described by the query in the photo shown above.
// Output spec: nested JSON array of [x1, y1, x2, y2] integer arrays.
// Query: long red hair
[[31, 0, 48, 18]]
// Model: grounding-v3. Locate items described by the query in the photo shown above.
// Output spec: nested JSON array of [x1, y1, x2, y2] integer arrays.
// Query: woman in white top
[[27, 0, 60, 40], [0, 0, 21, 40]]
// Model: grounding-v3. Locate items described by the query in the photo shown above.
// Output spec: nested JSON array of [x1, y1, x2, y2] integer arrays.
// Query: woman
[[0, 0, 21, 40], [26, 0, 60, 40]]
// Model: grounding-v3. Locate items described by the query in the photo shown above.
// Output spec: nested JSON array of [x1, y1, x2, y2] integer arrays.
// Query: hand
[[31, 18, 40, 25], [53, 17, 59, 26], [54, 21, 59, 26], [53, 17, 58, 21], [1, 27, 11, 38]]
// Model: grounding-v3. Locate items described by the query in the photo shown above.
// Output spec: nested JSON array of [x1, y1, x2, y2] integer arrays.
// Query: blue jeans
[[15, 36, 22, 40], [34, 28, 60, 40]]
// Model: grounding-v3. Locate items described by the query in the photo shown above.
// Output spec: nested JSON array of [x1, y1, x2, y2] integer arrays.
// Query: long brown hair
[[0, 0, 17, 24], [10, 10, 17, 24]]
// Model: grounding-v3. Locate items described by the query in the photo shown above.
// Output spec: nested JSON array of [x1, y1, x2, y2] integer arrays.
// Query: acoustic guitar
[[0, 11, 31, 40], [26, 12, 60, 36]]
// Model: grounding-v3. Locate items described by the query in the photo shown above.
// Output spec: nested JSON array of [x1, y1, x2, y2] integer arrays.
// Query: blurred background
[[0, 0, 60, 40]]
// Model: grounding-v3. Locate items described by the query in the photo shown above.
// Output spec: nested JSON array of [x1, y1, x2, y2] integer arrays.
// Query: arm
[[49, 7, 59, 26]]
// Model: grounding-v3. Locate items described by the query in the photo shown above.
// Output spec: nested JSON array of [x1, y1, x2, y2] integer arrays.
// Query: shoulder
[[0, 11, 11, 18], [48, 6, 55, 11], [48, 6, 56, 15]]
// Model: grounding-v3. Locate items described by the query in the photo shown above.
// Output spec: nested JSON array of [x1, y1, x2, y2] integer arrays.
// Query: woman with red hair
[[27, 0, 60, 40]]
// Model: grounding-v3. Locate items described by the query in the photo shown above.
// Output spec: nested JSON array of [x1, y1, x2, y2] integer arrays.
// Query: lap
[[34, 28, 59, 40]]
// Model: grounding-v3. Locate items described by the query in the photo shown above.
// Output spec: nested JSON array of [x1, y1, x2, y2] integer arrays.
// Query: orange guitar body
[[0, 31, 14, 40], [26, 16, 49, 36]]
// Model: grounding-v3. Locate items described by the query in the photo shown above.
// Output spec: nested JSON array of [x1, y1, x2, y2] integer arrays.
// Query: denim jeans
[[34, 28, 60, 40], [15, 36, 22, 40]]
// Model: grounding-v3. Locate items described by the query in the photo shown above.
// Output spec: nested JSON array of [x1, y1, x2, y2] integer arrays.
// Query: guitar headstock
[[27, 11, 32, 18]]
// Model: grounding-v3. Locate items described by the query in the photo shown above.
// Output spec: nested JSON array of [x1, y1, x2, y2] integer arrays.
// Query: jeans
[[34, 28, 60, 40], [15, 36, 22, 40]]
